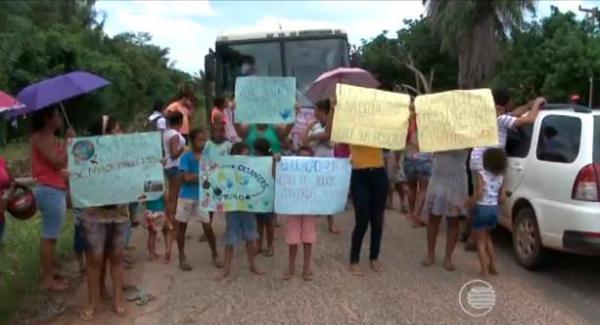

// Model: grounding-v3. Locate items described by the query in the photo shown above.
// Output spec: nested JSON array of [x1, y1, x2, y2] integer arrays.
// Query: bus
[[204, 28, 350, 144]]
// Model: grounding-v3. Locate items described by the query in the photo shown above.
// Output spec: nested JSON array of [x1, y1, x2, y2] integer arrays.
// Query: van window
[[506, 124, 533, 158], [536, 115, 581, 163], [594, 116, 599, 163]]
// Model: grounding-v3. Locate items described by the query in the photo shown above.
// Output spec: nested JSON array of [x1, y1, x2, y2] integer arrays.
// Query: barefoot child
[[466, 148, 507, 276], [217, 142, 263, 280], [253, 138, 276, 256], [278, 146, 319, 281], [144, 195, 173, 262], [176, 128, 222, 270]]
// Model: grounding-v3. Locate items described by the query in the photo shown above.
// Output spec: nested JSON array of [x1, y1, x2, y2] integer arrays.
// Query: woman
[[163, 112, 186, 243], [0, 156, 16, 245], [165, 90, 196, 140], [404, 110, 432, 227], [421, 149, 469, 271], [80, 116, 129, 320], [325, 103, 388, 276], [30, 107, 75, 291]]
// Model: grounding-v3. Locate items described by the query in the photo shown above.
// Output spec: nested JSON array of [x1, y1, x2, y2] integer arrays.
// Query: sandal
[[282, 271, 294, 281], [262, 249, 274, 257], [40, 280, 69, 292]]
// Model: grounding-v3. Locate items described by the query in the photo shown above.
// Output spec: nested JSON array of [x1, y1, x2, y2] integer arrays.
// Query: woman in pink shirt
[[30, 107, 75, 292]]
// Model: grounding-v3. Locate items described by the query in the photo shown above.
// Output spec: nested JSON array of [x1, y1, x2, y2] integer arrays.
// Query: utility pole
[[579, 5, 598, 107]]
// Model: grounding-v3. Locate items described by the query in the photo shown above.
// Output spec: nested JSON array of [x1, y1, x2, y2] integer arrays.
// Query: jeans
[[349, 168, 389, 264]]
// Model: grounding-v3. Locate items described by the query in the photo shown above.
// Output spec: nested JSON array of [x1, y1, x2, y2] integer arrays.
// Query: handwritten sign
[[235, 76, 296, 124], [68, 132, 164, 208], [331, 84, 410, 149], [274, 157, 351, 215], [199, 156, 274, 213], [415, 89, 498, 152], [290, 107, 316, 150]]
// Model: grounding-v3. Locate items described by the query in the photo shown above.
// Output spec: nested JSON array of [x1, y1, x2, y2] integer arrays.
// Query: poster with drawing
[[199, 156, 274, 213], [68, 132, 164, 208], [234, 76, 297, 124]]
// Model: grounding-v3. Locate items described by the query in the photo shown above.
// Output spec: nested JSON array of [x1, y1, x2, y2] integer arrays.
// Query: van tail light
[[572, 164, 600, 202]]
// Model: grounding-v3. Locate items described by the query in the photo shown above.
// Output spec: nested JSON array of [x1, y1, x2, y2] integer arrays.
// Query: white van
[[501, 104, 600, 269]]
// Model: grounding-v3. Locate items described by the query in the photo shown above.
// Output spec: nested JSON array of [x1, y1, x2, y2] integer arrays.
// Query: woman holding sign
[[30, 107, 76, 292], [79, 115, 128, 320], [325, 102, 388, 276]]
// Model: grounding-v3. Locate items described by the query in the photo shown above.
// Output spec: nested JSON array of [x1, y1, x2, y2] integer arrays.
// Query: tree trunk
[[458, 14, 497, 89]]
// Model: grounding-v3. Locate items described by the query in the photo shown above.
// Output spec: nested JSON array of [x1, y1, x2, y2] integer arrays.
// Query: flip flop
[[282, 272, 294, 281], [40, 280, 69, 293], [79, 308, 95, 321], [179, 262, 193, 271], [302, 272, 313, 281], [262, 249, 274, 257]]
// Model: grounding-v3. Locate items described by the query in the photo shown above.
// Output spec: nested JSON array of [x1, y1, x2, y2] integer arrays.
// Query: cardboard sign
[[274, 157, 351, 215], [235, 76, 296, 124], [415, 89, 498, 152], [199, 156, 274, 213], [68, 132, 164, 208], [332, 84, 410, 149]]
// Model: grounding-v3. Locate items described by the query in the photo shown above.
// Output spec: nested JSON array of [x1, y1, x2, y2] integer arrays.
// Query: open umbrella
[[0, 90, 25, 113], [305, 67, 380, 104], [5, 71, 110, 126]]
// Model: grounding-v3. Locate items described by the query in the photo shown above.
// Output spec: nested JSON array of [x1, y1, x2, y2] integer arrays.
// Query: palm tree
[[425, 0, 536, 88]]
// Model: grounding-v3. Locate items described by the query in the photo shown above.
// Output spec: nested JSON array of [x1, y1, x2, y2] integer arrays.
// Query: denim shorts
[[225, 211, 258, 246], [255, 212, 275, 223], [35, 185, 67, 239], [403, 157, 432, 181], [164, 167, 179, 179], [82, 219, 128, 254], [472, 204, 499, 230]]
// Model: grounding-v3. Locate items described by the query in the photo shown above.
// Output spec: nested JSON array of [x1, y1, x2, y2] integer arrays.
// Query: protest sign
[[235, 76, 296, 124], [331, 84, 410, 149], [415, 89, 498, 152], [290, 107, 316, 149], [199, 156, 274, 213], [274, 157, 351, 215], [68, 132, 164, 208]]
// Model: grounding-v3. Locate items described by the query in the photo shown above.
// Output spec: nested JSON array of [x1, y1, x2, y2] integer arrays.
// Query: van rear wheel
[[512, 207, 551, 269]]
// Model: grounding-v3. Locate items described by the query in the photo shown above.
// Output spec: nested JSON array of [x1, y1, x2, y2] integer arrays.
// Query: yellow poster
[[331, 84, 410, 149], [414, 89, 498, 152]]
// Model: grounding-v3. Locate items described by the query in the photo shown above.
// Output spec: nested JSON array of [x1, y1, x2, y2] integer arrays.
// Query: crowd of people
[[0, 85, 545, 321]]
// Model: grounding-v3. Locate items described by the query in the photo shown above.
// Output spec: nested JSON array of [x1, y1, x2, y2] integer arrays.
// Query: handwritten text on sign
[[200, 156, 274, 213], [332, 84, 410, 149], [235, 76, 296, 124], [68, 132, 164, 208], [415, 89, 498, 152], [274, 157, 351, 215]]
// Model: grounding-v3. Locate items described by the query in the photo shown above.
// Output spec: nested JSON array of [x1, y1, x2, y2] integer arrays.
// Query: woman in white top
[[303, 99, 340, 234], [163, 111, 186, 226], [465, 148, 507, 277]]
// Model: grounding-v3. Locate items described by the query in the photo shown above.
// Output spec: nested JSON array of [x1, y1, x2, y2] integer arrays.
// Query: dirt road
[[25, 207, 600, 324]]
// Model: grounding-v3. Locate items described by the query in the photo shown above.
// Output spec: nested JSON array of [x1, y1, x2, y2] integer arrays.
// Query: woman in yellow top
[[326, 102, 388, 276]]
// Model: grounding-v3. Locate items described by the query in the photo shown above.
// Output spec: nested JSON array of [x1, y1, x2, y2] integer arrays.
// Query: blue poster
[[234, 76, 296, 124], [68, 132, 164, 208], [274, 157, 352, 215], [199, 156, 274, 213]]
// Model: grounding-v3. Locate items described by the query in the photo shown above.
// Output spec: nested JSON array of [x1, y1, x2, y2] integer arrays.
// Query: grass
[[1, 141, 73, 323], [0, 212, 74, 324]]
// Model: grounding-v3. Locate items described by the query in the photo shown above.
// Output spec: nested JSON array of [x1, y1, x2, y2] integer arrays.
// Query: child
[[253, 138, 276, 256], [163, 112, 186, 230], [217, 142, 263, 280], [198, 121, 232, 242], [303, 99, 339, 234], [388, 150, 409, 213], [176, 128, 222, 271], [466, 148, 507, 276], [73, 208, 87, 274], [279, 146, 318, 281], [144, 195, 172, 262]]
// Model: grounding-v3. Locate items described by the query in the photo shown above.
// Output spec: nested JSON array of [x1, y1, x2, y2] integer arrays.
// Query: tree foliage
[[0, 0, 200, 140]]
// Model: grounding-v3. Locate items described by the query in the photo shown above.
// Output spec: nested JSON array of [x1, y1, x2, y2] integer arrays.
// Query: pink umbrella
[[0, 90, 25, 113], [305, 67, 380, 103]]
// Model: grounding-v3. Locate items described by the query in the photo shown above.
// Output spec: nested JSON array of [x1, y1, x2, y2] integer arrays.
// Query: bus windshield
[[217, 37, 348, 106]]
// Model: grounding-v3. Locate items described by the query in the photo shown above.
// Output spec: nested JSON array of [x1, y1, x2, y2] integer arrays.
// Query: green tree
[[425, 0, 536, 88]]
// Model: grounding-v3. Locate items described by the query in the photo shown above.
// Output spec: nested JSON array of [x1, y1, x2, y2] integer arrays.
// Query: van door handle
[[511, 164, 523, 171]]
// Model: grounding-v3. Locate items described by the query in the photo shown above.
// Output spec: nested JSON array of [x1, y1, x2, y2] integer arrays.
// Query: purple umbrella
[[305, 67, 380, 103], [5, 71, 110, 126]]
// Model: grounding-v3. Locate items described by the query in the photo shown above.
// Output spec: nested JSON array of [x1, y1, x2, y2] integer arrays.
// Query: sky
[[95, 0, 596, 74]]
